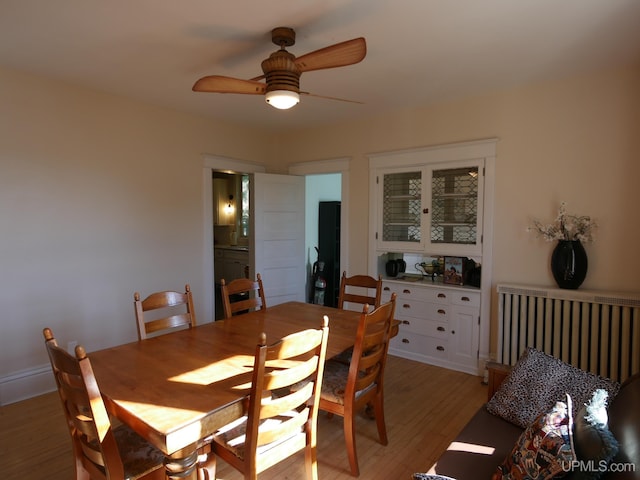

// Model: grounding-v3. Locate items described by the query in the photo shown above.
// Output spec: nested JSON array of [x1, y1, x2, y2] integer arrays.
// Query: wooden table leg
[[164, 444, 199, 480]]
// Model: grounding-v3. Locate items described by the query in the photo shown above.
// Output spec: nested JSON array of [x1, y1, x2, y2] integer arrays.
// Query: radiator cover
[[497, 284, 640, 383]]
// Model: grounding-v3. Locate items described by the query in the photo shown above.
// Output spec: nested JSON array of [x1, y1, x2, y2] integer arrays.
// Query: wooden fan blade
[[300, 91, 363, 104], [295, 37, 366, 73], [192, 75, 266, 94]]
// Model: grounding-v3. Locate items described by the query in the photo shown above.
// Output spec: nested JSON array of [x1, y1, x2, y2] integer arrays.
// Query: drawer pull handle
[[437, 326, 445, 332], [437, 309, 446, 315], [402, 320, 410, 325], [437, 293, 446, 298], [436, 345, 445, 351], [383, 287, 390, 291], [461, 296, 470, 302], [402, 338, 410, 344], [403, 304, 411, 309], [403, 289, 411, 294]]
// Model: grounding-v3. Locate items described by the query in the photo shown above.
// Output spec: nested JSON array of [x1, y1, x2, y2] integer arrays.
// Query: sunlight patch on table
[[168, 354, 254, 385]]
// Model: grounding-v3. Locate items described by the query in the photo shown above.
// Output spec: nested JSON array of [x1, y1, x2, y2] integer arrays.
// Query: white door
[[250, 173, 305, 305]]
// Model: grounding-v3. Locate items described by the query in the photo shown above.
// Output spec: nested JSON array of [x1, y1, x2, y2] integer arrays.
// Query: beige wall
[[278, 64, 640, 352], [1, 62, 639, 401], [282, 65, 640, 284], [0, 67, 270, 389]]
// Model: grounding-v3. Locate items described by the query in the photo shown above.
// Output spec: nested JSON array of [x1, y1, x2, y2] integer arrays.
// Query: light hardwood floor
[[1, 355, 487, 480]]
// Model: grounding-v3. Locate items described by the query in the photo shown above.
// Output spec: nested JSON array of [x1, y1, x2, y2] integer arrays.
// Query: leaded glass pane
[[431, 167, 478, 245], [382, 171, 421, 243]]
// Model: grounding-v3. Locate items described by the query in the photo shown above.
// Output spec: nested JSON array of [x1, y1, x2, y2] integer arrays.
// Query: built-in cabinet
[[382, 280, 480, 374], [368, 139, 497, 376]]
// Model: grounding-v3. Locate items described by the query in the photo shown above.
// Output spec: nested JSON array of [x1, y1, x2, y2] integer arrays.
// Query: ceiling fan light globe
[[265, 90, 300, 110]]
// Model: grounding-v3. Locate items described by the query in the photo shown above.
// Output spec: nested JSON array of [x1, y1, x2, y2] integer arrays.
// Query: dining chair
[[337, 272, 382, 311], [42, 327, 165, 480], [199, 317, 330, 480], [319, 293, 397, 476], [134, 283, 196, 340], [220, 273, 267, 319], [333, 272, 383, 365]]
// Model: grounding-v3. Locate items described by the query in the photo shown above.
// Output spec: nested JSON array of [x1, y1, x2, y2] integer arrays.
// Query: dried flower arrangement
[[527, 202, 597, 243]]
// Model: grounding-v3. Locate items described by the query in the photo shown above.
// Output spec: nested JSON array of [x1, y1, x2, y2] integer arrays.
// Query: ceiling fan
[[192, 27, 366, 110]]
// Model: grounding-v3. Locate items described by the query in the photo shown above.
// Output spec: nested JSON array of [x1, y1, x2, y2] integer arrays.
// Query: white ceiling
[[2, 0, 640, 131]]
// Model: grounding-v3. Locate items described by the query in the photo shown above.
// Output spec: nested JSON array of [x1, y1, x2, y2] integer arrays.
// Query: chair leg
[[304, 443, 319, 480], [343, 411, 360, 476], [74, 464, 90, 480], [72, 449, 91, 480], [197, 449, 216, 480], [372, 394, 388, 445]]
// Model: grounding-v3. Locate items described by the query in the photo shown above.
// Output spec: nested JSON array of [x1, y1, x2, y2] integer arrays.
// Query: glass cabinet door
[[380, 169, 423, 246], [376, 160, 483, 254], [430, 164, 481, 251]]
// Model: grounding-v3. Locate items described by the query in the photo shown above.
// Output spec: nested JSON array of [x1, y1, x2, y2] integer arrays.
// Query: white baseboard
[[0, 364, 56, 405], [388, 349, 485, 377]]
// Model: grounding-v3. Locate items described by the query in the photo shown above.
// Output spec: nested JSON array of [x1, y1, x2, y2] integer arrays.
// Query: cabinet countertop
[[382, 274, 480, 292]]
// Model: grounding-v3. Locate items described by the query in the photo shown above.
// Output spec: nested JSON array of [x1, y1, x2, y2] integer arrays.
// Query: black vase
[[551, 240, 588, 289]]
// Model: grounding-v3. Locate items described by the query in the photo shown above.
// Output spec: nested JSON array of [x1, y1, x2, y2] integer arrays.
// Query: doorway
[[304, 174, 341, 305], [202, 155, 350, 322], [212, 171, 249, 319]]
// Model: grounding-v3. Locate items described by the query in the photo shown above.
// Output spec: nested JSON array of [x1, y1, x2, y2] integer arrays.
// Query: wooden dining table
[[89, 301, 364, 480]]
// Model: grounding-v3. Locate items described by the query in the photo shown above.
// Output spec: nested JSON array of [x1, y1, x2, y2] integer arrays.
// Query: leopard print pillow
[[486, 347, 620, 429]]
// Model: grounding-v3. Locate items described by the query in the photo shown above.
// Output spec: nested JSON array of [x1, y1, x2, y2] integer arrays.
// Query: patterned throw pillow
[[486, 347, 620, 429], [493, 394, 575, 480], [571, 389, 619, 480]]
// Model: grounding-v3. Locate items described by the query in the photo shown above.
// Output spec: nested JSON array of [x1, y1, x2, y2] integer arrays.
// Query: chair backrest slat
[[338, 272, 382, 310], [220, 273, 267, 319], [347, 294, 396, 399], [134, 284, 196, 340]]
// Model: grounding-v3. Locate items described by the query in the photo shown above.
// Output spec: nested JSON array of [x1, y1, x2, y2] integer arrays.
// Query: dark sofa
[[423, 354, 640, 480]]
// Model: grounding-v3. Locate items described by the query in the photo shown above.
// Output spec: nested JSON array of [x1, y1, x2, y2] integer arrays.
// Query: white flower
[[527, 202, 597, 242]]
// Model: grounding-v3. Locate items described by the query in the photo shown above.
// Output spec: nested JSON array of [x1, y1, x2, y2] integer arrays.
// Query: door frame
[[288, 157, 350, 284], [202, 155, 266, 322], [202, 155, 350, 323]]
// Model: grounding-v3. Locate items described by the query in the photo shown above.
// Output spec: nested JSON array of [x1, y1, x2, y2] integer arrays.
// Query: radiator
[[497, 284, 640, 383]]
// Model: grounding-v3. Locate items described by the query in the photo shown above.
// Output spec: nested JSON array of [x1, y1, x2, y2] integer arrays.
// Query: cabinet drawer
[[382, 283, 449, 304], [449, 291, 480, 308], [396, 299, 450, 323], [397, 318, 448, 339], [391, 333, 448, 360]]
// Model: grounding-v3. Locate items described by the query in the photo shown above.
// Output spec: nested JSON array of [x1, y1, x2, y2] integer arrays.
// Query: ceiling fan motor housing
[[271, 27, 296, 48], [261, 50, 301, 93]]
